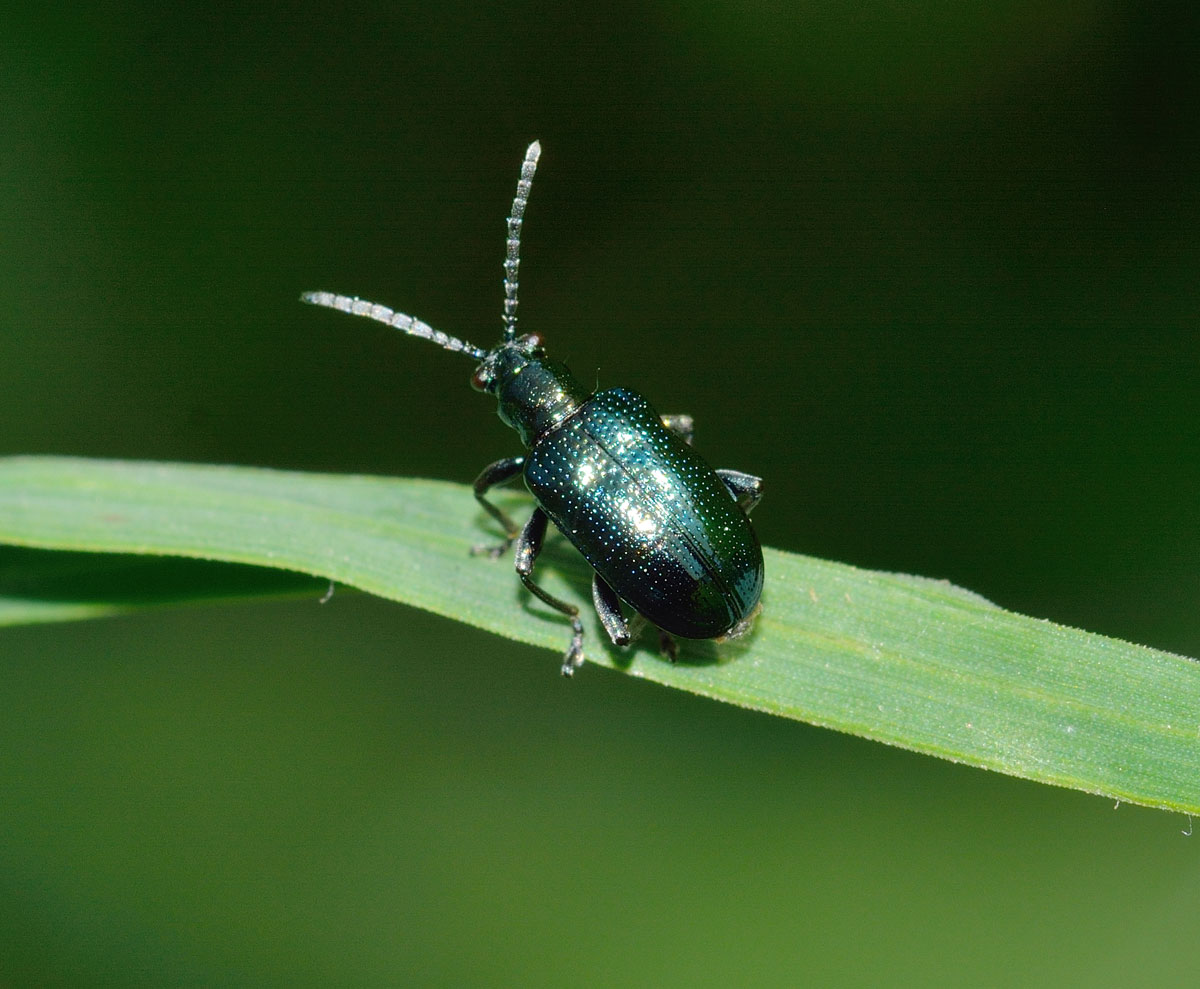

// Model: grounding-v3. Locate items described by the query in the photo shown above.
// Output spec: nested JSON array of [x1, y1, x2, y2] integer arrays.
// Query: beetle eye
[[525, 333, 542, 349], [470, 365, 492, 392]]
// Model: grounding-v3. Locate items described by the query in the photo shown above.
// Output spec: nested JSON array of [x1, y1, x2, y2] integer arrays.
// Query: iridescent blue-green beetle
[[303, 142, 763, 675]]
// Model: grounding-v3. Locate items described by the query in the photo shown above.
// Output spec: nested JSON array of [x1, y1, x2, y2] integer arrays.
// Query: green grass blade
[[0, 454, 1197, 813]]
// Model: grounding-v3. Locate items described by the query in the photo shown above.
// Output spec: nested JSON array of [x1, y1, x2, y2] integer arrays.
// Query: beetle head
[[470, 334, 545, 394], [472, 335, 587, 445]]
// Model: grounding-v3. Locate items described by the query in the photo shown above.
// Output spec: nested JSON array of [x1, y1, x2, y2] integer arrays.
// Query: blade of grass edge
[[0, 546, 329, 625]]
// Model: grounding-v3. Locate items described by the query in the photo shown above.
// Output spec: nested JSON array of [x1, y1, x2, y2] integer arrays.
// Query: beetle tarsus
[[592, 573, 630, 647], [560, 619, 585, 676]]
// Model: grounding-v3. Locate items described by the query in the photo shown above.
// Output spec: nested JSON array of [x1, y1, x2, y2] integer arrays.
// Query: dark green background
[[3, 3, 1199, 983]]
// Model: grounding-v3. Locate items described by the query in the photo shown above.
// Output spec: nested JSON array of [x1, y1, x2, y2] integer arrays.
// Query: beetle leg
[[716, 469, 764, 516], [470, 456, 526, 557], [591, 573, 630, 647], [663, 418, 763, 516], [515, 508, 586, 676], [660, 413, 695, 445], [595, 595, 677, 662]]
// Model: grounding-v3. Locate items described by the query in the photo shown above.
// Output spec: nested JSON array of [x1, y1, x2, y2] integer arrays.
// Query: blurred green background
[[3, 2, 1199, 984]]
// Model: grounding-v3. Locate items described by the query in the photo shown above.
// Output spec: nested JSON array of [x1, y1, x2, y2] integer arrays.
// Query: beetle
[[302, 141, 764, 675]]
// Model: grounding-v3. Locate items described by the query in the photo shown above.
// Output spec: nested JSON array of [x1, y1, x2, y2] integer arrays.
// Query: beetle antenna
[[300, 292, 487, 360], [503, 140, 542, 341]]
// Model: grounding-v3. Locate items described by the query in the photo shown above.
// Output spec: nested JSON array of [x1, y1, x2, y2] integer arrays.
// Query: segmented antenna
[[300, 291, 486, 360], [503, 140, 542, 341]]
